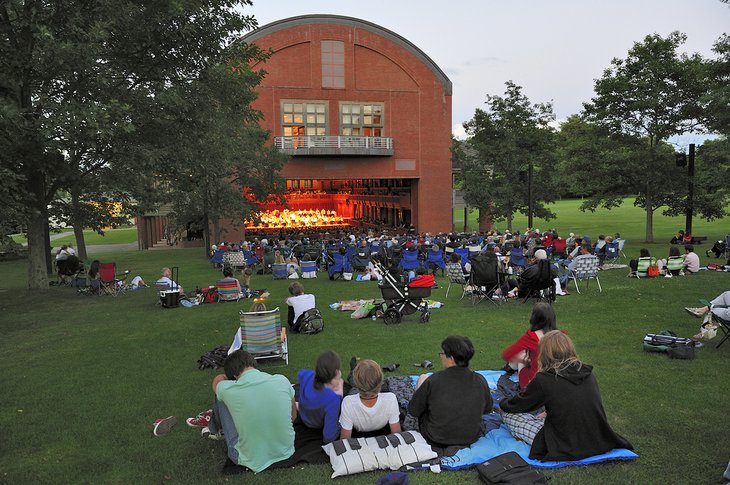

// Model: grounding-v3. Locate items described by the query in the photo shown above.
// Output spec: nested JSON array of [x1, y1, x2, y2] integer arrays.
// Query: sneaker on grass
[[201, 426, 225, 440], [186, 409, 213, 428], [153, 416, 177, 436]]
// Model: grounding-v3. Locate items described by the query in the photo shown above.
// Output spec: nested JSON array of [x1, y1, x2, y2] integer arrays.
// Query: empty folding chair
[[229, 307, 288, 365]]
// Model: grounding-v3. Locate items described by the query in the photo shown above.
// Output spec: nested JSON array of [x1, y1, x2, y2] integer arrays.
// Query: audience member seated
[[501, 303, 558, 390], [517, 249, 558, 298], [632, 248, 656, 277], [661, 246, 684, 277], [670, 230, 685, 245], [339, 360, 401, 439], [409, 336, 492, 449], [286, 282, 316, 331], [683, 244, 700, 274], [297, 351, 344, 444], [156, 267, 183, 293], [409, 267, 435, 287], [500, 331, 633, 461], [686, 291, 730, 323], [202, 350, 296, 472], [217, 268, 245, 299]]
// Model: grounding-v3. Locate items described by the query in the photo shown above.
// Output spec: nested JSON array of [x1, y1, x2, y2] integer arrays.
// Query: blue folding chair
[[272, 263, 288, 279], [454, 247, 470, 268], [510, 246, 527, 274], [210, 250, 224, 268], [426, 247, 446, 275], [327, 252, 351, 280], [604, 241, 620, 264], [399, 248, 422, 271]]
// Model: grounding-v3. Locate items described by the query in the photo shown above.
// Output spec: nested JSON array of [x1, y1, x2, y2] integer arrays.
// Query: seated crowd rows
[[181, 302, 633, 473]]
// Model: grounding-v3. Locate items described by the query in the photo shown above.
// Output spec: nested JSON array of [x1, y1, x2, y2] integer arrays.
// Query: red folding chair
[[99, 263, 127, 296]]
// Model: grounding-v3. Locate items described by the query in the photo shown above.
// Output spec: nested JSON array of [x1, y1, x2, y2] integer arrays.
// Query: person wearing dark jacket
[[408, 336, 492, 449], [500, 331, 633, 461], [516, 249, 558, 298]]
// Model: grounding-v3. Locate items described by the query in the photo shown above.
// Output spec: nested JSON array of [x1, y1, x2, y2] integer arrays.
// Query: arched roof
[[241, 15, 452, 96]]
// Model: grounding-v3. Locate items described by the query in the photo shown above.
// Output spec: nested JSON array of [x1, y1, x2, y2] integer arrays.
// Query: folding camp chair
[[469, 253, 502, 305], [223, 251, 246, 273], [509, 246, 527, 275], [300, 260, 318, 279], [520, 260, 555, 304], [616, 239, 627, 259], [570, 255, 602, 293], [699, 299, 730, 349], [604, 241, 620, 264], [272, 263, 288, 279], [426, 247, 446, 276], [99, 262, 128, 296], [210, 250, 225, 268], [399, 248, 421, 271], [216, 279, 243, 302], [445, 262, 469, 300], [229, 307, 288, 365]]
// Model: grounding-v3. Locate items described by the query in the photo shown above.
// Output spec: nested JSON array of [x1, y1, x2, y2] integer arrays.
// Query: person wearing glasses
[[408, 335, 492, 449]]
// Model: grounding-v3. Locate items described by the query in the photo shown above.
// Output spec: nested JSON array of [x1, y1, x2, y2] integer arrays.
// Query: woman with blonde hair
[[499, 331, 633, 461], [338, 359, 401, 439]]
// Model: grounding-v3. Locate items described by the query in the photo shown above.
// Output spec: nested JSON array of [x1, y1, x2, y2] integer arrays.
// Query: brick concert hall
[[137, 15, 453, 248], [237, 14, 453, 236]]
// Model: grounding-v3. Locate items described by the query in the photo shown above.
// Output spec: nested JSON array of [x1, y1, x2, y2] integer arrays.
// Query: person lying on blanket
[[297, 351, 344, 444], [409, 336, 493, 449], [501, 302, 559, 390], [339, 360, 401, 439], [500, 331, 633, 461]]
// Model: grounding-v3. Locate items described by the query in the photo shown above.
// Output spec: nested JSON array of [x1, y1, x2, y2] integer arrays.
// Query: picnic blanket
[[409, 370, 638, 470]]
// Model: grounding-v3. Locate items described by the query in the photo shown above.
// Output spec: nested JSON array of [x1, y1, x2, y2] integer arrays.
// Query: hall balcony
[[274, 136, 394, 156]]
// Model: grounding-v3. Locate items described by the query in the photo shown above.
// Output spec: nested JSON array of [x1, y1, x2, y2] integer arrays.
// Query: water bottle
[[372, 315, 377, 321]]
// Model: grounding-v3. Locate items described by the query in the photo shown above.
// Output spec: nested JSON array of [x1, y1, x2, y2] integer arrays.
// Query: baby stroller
[[373, 259, 431, 324]]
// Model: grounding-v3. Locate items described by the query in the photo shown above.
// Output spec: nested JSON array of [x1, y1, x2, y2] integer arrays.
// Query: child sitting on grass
[[339, 359, 401, 439]]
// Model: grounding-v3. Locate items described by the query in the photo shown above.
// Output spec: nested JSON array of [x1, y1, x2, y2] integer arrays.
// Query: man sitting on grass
[[155, 267, 183, 293], [204, 350, 297, 473]]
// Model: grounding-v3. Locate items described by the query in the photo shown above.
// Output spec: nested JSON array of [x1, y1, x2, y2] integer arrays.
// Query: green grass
[[454, 197, 730, 244], [11, 226, 138, 246], [2, 211, 730, 484]]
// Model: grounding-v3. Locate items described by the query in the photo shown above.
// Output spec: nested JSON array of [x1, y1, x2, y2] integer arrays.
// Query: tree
[[0, 0, 259, 289], [583, 31, 708, 242], [461, 81, 557, 232]]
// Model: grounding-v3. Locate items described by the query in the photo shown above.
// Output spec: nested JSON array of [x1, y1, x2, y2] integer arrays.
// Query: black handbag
[[668, 342, 696, 360], [476, 452, 547, 484]]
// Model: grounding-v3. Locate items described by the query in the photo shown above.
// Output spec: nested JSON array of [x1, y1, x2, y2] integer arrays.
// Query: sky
[[245, 0, 729, 147]]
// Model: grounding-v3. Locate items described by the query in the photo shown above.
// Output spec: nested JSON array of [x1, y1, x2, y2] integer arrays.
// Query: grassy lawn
[[2, 211, 730, 483], [454, 197, 730, 244], [11, 226, 139, 246]]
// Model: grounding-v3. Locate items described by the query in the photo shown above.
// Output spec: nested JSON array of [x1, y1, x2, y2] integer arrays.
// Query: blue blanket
[[409, 370, 638, 469]]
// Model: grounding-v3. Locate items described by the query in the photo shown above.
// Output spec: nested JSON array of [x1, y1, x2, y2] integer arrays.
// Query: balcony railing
[[274, 136, 394, 156]]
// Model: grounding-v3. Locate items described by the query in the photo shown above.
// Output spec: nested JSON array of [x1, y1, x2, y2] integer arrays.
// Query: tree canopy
[[460, 81, 557, 232]]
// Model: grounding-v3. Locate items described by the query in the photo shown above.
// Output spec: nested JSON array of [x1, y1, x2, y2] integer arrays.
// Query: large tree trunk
[[27, 208, 49, 290], [478, 207, 493, 232], [645, 190, 654, 243], [506, 213, 513, 233], [70, 189, 88, 260]]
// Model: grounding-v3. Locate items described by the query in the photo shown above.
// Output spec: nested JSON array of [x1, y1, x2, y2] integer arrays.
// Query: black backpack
[[476, 452, 548, 484], [293, 308, 325, 334]]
